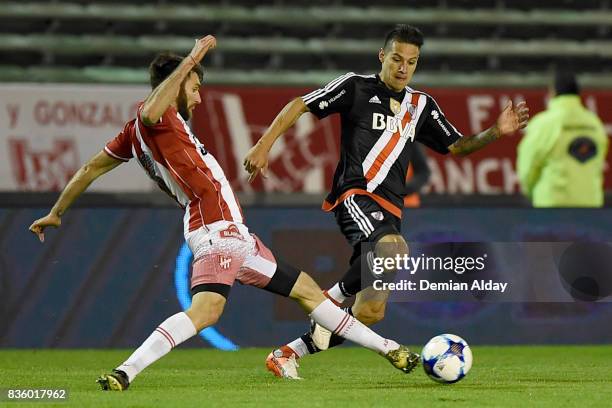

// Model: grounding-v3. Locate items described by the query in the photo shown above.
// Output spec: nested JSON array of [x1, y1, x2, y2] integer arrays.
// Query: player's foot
[[265, 346, 302, 380], [384, 345, 420, 374], [310, 319, 332, 351], [97, 369, 130, 391]]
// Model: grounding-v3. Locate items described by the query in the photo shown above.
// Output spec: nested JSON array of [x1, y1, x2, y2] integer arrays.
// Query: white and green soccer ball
[[421, 334, 472, 384]]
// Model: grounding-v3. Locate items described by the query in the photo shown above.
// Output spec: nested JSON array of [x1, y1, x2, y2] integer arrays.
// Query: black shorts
[[334, 194, 402, 264]]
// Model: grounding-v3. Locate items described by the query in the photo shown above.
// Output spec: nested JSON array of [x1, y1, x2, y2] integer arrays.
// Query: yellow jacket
[[517, 95, 608, 207]]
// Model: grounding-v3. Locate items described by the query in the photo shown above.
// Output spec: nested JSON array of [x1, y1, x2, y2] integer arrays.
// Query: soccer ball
[[421, 334, 472, 383]]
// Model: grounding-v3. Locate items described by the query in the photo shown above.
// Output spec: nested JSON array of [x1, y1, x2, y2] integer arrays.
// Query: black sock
[[338, 254, 366, 297]]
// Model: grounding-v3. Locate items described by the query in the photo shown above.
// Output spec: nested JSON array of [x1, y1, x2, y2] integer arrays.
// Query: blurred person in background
[[517, 70, 608, 207]]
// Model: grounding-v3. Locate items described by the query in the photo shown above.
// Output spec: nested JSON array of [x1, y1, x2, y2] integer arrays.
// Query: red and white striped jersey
[[303, 73, 463, 218], [105, 103, 244, 233]]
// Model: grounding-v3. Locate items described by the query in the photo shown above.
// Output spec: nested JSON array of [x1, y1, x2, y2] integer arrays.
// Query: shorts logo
[[220, 224, 244, 240], [219, 255, 232, 270], [371, 211, 384, 221]]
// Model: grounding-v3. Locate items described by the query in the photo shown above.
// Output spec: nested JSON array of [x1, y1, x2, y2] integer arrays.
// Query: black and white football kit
[[303, 72, 463, 280]]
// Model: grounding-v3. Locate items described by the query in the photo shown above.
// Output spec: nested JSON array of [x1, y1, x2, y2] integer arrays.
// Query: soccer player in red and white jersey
[[244, 24, 529, 378], [28, 35, 420, 390]]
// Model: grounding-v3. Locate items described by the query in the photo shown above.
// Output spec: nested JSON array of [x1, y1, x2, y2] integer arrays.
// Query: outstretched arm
[[243, 97, 309, 181], [449, 100, 529, 156], [28, 151, 123, 242]]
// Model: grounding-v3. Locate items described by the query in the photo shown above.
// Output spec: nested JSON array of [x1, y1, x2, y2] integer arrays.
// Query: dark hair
[[554, 69, 580, 96], [148, 52, 203, 89], [383, 24, 424, 51]]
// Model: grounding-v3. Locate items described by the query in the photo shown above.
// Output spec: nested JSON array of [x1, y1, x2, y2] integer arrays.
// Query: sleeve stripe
[[104, 146, 130, 161], [302, 72, 355, 104], [302, 73, 349, 100], [303, 72, 352, 103]]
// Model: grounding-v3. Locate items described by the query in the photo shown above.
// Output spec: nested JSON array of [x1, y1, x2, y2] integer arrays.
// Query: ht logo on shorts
[[219, 255, 232, 270]]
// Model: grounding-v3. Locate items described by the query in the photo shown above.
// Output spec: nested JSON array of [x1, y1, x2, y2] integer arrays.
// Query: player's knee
[[353, 302, 386, 326], [186, 293, 226, 331], [375, 233, 409, 260], [187, 307, 223, 331]]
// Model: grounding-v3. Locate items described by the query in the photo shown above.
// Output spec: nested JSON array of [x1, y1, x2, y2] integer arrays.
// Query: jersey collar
[[375, 74, 407, 99]]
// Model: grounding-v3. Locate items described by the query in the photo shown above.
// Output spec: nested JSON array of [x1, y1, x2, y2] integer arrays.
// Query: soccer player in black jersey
[[244, 24, 529, 378]]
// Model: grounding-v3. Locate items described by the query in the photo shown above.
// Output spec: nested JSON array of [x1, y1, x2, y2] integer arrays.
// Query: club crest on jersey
[[390, 98, 401, 115], [407, 104, 417, 117], [219, 255, 232, 270]]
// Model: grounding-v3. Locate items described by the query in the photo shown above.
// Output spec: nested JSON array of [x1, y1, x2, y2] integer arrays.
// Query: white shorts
[[184, 221, 299, 297]]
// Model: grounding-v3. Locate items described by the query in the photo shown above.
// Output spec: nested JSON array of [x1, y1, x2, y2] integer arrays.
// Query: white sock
[[116, 312, 197, 382], [326, 283, 349, 304], [309, 299, 398, 355], [286, 338, 310, 358]]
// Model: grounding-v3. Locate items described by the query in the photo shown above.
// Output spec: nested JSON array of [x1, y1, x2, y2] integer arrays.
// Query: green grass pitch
[[1, 346, 611, 407]]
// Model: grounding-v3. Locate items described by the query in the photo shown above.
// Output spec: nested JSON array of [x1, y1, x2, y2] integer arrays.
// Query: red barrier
[[192, 87, 612, 195]]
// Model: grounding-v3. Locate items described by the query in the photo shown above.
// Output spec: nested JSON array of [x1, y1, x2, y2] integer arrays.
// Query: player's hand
[[188, 35, 217, 65], [497, 100, 529, 136], [243, 143, 270, 182], [29, 213, 61, 243]]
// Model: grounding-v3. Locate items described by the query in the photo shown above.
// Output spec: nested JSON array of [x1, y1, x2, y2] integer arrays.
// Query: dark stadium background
[[1, 0, 611, 350]]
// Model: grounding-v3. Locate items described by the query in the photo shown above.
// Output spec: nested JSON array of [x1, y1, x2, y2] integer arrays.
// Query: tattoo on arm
[[449, 125, 501, 156]]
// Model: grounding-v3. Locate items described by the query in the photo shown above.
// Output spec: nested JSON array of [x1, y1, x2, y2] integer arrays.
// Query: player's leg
[[327, 231, 407, 308], [236, 234, 418, 378], [288, 271, 404, 354], [271, 270, 417, 378], [295, 232, 407, 354], [279, 196, 407, 358], [351, 233, 407, 323], [98, 227, 244, 391], [97, 290, 227, 391]]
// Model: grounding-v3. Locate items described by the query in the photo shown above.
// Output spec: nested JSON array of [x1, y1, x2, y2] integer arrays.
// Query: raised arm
[[243, 97, 309, 181], [28, 150, 123, 242], [449, 100, 529, 156], [140, 35, 216, 126]]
